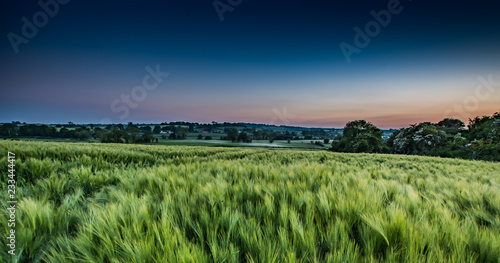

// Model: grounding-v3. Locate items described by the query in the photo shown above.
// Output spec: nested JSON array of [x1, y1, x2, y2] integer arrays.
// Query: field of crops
[[1, 141, 499, 262]]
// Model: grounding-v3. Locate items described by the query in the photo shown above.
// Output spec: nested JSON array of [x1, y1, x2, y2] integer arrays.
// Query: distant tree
[[127, 127, 139, 133], [238, 132, 249, 142], [104, 128, 127, 143], [323, 138, 330, 144], [227, 130, 238, 142], [142, 132, 155, 143], [59, 127, 70, 138], [205, 136, 212, 140], [197, 134, 203, 140], [314, 141, 325, 147], [73, 127, 91, 140], [19, 124, 57, 137], [175, 127, 188, 139], [268, 132, 277, 143], [253, 130, 263, 140], [0, 124, 16, 137], [126, 126, 140, 143], [141, 126, 152, 133], [153, 125, 162, 134], [94, 128, 108, 142]]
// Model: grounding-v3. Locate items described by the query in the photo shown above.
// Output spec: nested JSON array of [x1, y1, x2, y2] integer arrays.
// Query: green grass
[[1, 141, 499, 262]]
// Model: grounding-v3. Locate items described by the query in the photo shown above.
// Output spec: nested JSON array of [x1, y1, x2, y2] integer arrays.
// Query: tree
[[94, 128, 109, 142], [175, 127, 188, 139], [19, 124, 57, 137], [268, 132, 277, 143], [227, 130, 238, 142], [197, 134, 203, 140], [0, 124, 16, 137], [141, 126, 152, 133], [142, 132, 155, 143], [489, 120, 500, 143], [104, 128, 127, 143], [128, 126, 141, 143], [437, 118, 465, 135], [74, 127, 91, 140], [238, 132, 249, 143], [388, 122, 451, 155], [357, 139, 369, 152], [468, 112, 500, 142], [153, 125, 162, 134], [253, 130, 263, 140], [59, 127, 70, 138], [331, 120, 383, 153], [128, 126, 140, 134]]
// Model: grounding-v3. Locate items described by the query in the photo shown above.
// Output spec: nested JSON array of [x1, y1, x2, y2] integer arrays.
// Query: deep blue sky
[[1, 0, 499, 128]]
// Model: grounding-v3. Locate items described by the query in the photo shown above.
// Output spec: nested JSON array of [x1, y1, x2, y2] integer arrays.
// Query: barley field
[[0, 141, 499, 262]]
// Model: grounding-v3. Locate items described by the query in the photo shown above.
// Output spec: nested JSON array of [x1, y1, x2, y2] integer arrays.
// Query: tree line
[[331, 112, 500, 161], [2, 112, 498, 161], [0, 123, 158, 144]]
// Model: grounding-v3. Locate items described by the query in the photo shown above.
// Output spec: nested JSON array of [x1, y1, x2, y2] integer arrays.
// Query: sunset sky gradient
[[1, 0, 499, 128]]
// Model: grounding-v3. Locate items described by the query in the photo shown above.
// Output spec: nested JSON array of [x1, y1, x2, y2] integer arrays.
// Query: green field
[[9, 133, 329, 150], [149, 138, 328, 150], [1, 141, 499, 262]]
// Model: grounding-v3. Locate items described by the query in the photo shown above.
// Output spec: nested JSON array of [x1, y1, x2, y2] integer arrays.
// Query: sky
[[1, 0, 499, 129]]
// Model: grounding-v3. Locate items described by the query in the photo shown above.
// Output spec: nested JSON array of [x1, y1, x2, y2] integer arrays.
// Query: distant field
[[1, 141, 499, 262], [150, 138, 328, 150], [7, 134, 328, 150]]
